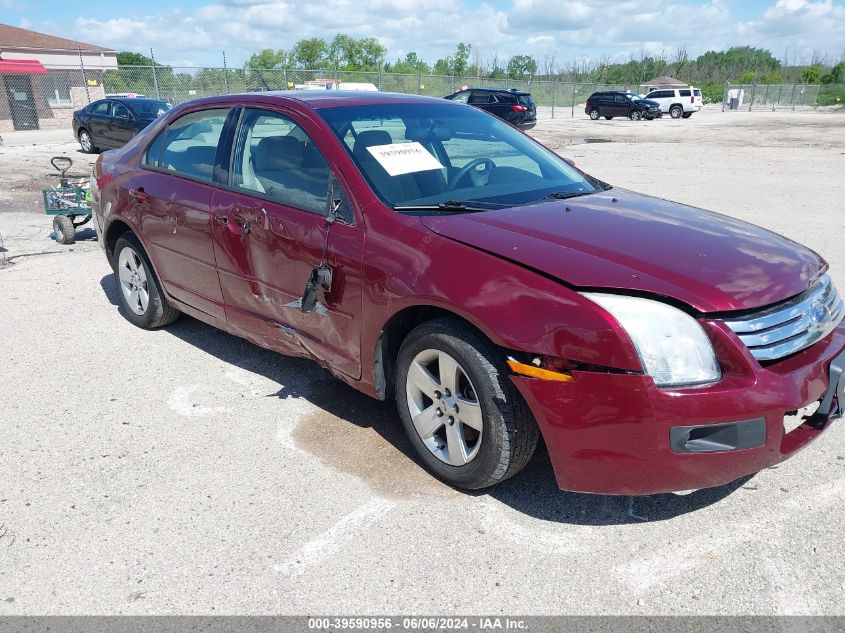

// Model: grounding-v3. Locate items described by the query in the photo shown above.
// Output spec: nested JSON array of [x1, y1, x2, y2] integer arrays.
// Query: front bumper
[[511, 322, 845, 495]]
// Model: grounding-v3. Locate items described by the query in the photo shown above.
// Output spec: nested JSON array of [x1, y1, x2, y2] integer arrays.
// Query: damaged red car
[[91, 91, 845, 495]]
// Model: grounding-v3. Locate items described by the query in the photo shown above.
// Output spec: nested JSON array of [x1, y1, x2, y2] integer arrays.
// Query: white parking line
[[274, 499, 395, 578]]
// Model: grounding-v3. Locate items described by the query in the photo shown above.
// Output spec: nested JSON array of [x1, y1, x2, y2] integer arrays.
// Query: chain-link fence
[[6, 62, 841, 133], [720, 81, 824, 111], [0, 65, 104, 133], [92, 65, 658, 120]]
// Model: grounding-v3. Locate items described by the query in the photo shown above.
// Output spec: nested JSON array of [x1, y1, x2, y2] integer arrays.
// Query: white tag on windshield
[[366, 142, 444, 176]]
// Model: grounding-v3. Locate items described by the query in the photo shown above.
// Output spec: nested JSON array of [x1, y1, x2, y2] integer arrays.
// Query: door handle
[[129, 188, 148, 203]]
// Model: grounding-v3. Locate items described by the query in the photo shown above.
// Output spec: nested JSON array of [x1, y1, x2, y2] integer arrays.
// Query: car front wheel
[[395, 317, 539, 489], [589, 108, 600, 120], [682, 112, 693, 118], [112, 233, 180, 329], [630, 110, 642, 121]]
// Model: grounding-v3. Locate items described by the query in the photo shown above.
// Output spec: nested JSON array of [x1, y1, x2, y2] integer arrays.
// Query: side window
[[450, 91, 470, 104], [113, 103, 131, 119], [679, 89, 691, 97], [143, 130, 166, 168], [233, 108, 330, 216], [90, 101, 111, 116], [614, 94, 627, 103], [468, 91, 492, 105], [158, 108, 228, 182]]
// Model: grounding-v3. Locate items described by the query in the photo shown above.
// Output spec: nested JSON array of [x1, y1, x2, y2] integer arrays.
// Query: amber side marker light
[[506, 357, 575, 382]]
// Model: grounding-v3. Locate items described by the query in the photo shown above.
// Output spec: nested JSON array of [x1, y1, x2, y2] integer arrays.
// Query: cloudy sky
[[2, 0, 843, 68]]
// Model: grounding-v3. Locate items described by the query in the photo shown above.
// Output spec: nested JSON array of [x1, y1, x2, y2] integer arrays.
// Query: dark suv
[[585, 92, 661, 121], [445, 88, 537, 130]]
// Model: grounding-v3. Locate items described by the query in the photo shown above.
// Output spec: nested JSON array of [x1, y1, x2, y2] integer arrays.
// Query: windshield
[[129, 100, 171, 119], [318, 102, 604, 210]]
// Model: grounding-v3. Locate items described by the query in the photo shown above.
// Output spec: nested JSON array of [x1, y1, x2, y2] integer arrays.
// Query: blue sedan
[[72, 97, 171, 153]]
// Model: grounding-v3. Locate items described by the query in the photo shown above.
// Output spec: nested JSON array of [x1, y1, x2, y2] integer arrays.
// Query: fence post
[[77, 47, 91, 104], [762, 83, 770, 110], [150, 49, 161, 100], [551, 83, 555, 119], [774, 84, 783, 110], [222, 51, 229, 94], [417, 70, 421, 95], [570, 82, 576, 118], [378, 70, 382, 91], [748, 81, 757, 111]]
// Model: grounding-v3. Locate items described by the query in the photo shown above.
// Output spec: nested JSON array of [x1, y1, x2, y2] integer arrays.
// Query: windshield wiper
[[544, 191, 592, 200], [394, 200, 491, 213]]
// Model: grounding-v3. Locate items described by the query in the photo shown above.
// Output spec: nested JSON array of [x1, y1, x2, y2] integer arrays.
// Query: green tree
[[506, 55, 537, 80], [245, 48, 288, 69], [358, 37, 387, 70], [452, 43, 471, 76], [116, 51, 154, 66], [328, 34, 359, 69], [433, 43, 472, 76], [386, 52, 430, 74], [292, 38, 327, 69], [822, 62, 844, 84], [800, 63, 824, 84]]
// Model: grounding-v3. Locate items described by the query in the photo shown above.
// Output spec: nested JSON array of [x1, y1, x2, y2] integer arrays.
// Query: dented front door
[[211, 188, 364, 379]]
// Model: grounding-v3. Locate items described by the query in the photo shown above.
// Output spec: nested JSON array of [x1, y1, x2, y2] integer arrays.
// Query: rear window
[[129, 100, 171, 119], [693, 89, 701, 96], [518, 95, 535, 107], [680, 89, 691, 97]]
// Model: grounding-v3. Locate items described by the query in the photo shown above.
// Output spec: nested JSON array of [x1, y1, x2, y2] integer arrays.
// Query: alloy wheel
[[405, 349, 483, 466], [118, 246, 150, 315]]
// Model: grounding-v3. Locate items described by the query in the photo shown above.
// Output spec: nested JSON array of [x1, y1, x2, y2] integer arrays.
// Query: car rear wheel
[[112, 233, 180, 329], [78, 129, 97, 153], [395, 317, 539, 489], [630, 110, 642, 121], [589, 108, 600, 120], [669, 105, 683, 119]]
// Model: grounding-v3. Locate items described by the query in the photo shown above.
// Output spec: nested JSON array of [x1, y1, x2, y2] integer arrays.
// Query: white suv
[[643, 87, 703, 118]]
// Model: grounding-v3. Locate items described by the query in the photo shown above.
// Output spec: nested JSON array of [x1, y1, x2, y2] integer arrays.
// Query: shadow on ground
[[101, 273, 753, 524]]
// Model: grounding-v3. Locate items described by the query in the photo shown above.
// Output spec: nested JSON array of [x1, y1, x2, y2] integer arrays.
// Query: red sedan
[[91, 91, 845, 495]]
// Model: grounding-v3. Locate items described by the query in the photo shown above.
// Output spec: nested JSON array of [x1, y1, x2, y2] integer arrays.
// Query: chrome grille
[[723, 274, 844, 362]]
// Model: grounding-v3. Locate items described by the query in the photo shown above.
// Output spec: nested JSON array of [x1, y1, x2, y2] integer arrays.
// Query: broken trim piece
[[507, 357, 575, 382]]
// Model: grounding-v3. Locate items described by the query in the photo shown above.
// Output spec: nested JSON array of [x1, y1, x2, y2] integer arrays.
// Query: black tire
[[112, 233, 180, 329], [682, 112, 693, 119], [589, 108, 600, 120], [395, 317, 539, 489], [53, 215, 76, 245], [604, 116, 614, 120], [669, 105, 683, 119], [630, 110, 642, 121], [78, 128, 97, 153]]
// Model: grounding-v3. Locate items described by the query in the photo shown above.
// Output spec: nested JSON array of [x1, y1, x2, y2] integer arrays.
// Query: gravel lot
[[0, 107, 844, 615]]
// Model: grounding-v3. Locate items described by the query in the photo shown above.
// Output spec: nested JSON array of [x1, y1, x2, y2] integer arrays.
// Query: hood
[[639, 99, 660, 108], [420, 189, 825, 313]]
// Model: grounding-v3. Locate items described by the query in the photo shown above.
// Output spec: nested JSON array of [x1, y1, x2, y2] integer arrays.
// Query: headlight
[[583, 293, 721, 388]]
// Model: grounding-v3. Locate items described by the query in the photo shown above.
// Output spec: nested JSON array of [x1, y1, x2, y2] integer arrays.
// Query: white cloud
[[23, 0, 845, 68]]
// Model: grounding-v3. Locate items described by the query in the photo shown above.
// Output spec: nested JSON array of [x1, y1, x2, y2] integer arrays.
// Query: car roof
[[178, 90, 458, 110], [461, 87, 531, 95]]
